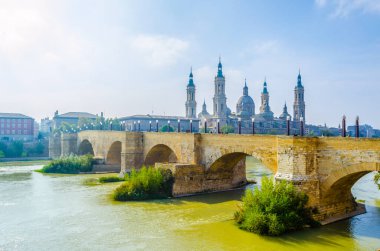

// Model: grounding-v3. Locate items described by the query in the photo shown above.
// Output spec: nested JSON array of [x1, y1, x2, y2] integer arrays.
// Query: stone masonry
[[50, 131, 380, 223]]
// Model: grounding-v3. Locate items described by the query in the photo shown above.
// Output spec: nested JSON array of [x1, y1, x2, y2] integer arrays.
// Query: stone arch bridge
[[50, 131, 380, 223]]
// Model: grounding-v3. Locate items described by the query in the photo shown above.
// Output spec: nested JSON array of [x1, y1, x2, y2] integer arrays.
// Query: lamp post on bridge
[[204, 119, 207, 133], [133, 121, 136, 132], [217, 119, 220, 134], [149, 121, 152, 132], [238, 118, 241, 134], [300, 117, 304, 137], [156, 120, 159, 132], [138, 120, 141, 132], [355, 116, 360, 138], [342, 115, 346, 137], [177, 119, 180, 133], [110, 121, 113, 131], [167, 120, 171, 132], [190, 119, 193, 133], [286, 115, 291, 136]]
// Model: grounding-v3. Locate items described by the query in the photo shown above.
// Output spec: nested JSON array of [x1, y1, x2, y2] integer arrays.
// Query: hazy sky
[[1, 0, 380, 127]]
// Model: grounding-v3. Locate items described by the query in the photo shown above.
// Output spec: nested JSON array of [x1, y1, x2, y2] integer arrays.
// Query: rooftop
[[120, 114, 199, 121], [55, 112, 98, 119], [0, 113, 33, 119]]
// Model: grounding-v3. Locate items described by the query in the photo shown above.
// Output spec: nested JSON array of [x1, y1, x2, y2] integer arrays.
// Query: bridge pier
[[120, 133, 144, 176]]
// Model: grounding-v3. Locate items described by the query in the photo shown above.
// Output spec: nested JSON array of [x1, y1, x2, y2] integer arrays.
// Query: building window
[[24, 130, 27, 134]]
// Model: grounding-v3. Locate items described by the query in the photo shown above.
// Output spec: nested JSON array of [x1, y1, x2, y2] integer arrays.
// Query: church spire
[[185, 67, 196, 118], [187, 67, 194, 87], [243, 78, 248, 96], [297, 69, 303, 88], [262, 78, 268, 94], [293, 70, 305, 122], [217, 57, 223, 77]]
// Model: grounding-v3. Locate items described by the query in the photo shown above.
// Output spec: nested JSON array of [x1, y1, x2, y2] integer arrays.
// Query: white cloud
[[315, 0, 380, 17], [130, 34, 189, 67]]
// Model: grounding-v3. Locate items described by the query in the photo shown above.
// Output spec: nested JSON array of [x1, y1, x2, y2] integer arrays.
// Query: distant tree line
[[0, 140, 46, 158], [53, 117, 122, 134]]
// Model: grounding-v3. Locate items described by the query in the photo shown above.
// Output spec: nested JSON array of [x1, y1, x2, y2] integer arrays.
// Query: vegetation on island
[[234, 177, 319, 236], [113, 166, 174, 201], [37, 155, 94, 174], [82, 175, 125, 186], [375, 172, 380, 190]]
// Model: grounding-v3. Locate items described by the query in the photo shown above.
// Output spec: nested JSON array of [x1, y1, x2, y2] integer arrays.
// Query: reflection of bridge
[[49, 131, 380, 223]]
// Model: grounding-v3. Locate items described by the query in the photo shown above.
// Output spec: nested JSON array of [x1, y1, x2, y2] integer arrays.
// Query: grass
[[36, 155, 94, 174], [99, 176, 124, 183], [82, 175, 128, 186], [234, 177, 319, 236], [113, 166, 173, 201], [82, 177, 101, 186]]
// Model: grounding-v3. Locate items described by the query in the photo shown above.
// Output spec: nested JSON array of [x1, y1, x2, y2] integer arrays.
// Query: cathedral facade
[[185, 58, 306, 135]]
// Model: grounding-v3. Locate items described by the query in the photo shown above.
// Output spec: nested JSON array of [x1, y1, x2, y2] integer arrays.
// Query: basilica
[[185, 58, 306, 134]]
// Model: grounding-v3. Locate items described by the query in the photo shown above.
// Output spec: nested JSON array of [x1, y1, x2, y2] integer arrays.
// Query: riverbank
[[0, 159, 50, 167], [0, 156, 50, 162]]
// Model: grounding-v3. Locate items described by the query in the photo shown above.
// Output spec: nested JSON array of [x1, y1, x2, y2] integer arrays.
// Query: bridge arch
[[321, 162, 379, 202], [106, 141, 122, 165], [78, 139, 94, 156], [206, 151, 274, 188], [205, 148, 277, 174], [144, 144, 178, 167]]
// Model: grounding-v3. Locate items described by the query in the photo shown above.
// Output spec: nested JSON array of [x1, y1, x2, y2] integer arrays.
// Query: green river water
[[0, 158, 379, 251]]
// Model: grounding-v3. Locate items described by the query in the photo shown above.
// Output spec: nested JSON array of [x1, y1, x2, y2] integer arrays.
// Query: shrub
[[82, 178, 100, 186], [375, 172, 380, 190], [113, 166, 173, 201], [38, 154, 94, 174], [99, 176, 124, 183], [234, 177, 318, 236]]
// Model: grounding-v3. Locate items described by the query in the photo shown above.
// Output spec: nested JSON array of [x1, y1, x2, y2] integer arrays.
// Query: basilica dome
[[236, 80, 255, 118]]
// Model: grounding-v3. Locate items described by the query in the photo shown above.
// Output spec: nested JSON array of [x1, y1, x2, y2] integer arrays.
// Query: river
[[0, 158, 379, 251]]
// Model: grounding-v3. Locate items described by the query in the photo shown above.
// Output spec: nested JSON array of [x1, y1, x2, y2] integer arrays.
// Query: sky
[[0, 0, 380, 127]]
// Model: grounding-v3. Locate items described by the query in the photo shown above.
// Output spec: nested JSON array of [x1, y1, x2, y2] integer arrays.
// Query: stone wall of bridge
[[51, 130, 380, 223]]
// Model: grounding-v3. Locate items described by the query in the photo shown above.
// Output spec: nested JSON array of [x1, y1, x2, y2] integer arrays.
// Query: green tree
[[8, 141, 24, 157], [78, 117, 93, 129], [234, 177, 318, 236], [160, 125, 174, 132], [221, 125, 235, 134]]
